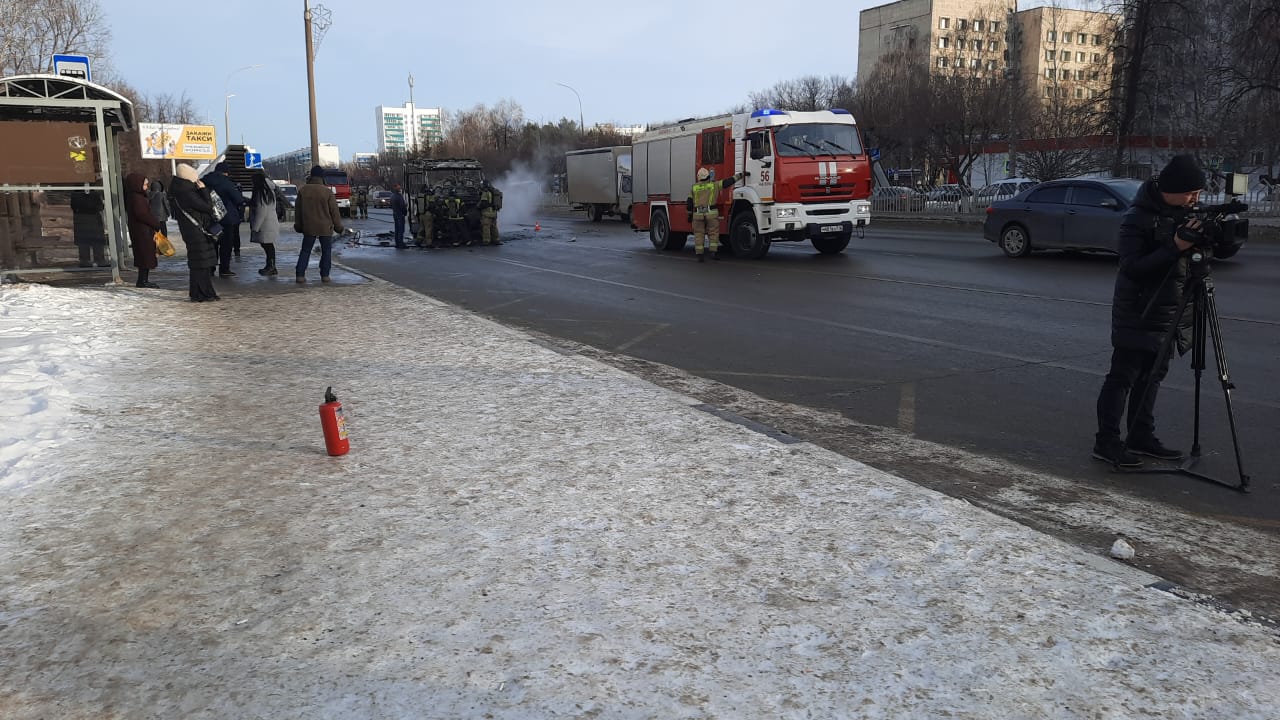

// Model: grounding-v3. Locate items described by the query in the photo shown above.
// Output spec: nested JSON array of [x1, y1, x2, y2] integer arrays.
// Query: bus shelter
[[0, 74, 136, 284]]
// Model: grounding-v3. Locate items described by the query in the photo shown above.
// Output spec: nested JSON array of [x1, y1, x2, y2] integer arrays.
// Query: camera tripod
[[1121, 251, 1251, 492]]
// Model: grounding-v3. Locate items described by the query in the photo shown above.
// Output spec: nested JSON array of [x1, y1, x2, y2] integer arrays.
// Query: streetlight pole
[[408, 72, 417, 156], [556, 82, 584, 133], [224, 63, 264, 148]]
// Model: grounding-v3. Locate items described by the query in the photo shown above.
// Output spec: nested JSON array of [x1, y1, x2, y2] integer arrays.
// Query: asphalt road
[[341, 207, 1280, 619]]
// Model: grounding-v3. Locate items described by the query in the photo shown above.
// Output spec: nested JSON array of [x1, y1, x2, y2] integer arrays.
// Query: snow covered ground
[[1, 278, 1277, 719]]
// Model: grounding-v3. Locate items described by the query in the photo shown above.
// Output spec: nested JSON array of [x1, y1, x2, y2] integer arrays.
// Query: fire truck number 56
[[759, 169, 770, 183]]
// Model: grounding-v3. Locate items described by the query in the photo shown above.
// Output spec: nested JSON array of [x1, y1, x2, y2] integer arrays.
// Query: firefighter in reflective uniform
[[355, 187, 369, 219], [444, 188, 468, 246], [686, 167, 744, 262], [478, 181, 503, 245], [415, 187, 436, 247]]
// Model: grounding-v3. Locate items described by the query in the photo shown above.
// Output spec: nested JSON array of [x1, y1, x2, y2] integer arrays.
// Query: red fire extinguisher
[[319, 386, 350, 456]]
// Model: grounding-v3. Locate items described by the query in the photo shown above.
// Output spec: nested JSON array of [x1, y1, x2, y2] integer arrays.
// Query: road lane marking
[[615, 323, 670, 353], [898, 382, 916, 434]]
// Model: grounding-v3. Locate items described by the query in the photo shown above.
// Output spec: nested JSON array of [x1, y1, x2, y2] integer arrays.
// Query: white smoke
[[492, 162, 546, 227]]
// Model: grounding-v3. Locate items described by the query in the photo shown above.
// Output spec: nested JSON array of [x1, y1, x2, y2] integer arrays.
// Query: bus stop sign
[[52, 54, 91, 82]]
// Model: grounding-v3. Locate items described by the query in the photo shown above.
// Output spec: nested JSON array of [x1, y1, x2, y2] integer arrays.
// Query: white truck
[[566, 146, 632, 223]]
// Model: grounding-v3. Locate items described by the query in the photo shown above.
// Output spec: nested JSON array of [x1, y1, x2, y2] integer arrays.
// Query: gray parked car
[[982, 178, 1144, 258]]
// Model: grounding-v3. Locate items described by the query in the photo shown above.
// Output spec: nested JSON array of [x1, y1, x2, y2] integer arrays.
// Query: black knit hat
[[310, 165, 325, 178], [1157, 155, 1206, 193]]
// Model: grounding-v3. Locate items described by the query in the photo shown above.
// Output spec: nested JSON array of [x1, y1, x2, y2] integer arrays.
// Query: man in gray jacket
[[293, 165, 345, 283]]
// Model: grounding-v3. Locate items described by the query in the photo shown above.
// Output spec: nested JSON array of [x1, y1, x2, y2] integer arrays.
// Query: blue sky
[[102, 0, 880, 161]]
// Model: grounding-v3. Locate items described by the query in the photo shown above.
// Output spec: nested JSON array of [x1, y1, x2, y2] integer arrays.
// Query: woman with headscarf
[[168, 164, 221, 302], [123, 172, 165, 288], [248, 173, 281, 276]]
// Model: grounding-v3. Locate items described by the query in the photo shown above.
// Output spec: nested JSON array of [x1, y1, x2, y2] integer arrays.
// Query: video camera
[[1178, 173, 1249, 250]]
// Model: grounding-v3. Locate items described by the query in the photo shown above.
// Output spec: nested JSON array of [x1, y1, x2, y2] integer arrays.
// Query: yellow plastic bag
[[154, 230, 175, 257]]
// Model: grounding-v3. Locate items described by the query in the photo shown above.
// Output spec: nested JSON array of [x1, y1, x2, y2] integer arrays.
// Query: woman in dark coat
[[69, 189, 109, 267], [124, 172, 165, 288], [168, 164, 221, 302]]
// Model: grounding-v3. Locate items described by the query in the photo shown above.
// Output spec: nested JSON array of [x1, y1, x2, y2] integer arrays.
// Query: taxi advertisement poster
[[139, 123, 217, 160]]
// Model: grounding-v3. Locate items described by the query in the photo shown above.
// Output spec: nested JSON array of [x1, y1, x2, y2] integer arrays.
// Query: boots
[[135, 268, 159, 289], [258, 244, 278, 275]]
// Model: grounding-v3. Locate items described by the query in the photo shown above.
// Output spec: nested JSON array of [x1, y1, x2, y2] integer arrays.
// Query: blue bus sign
[[52, 54, 91, 82]]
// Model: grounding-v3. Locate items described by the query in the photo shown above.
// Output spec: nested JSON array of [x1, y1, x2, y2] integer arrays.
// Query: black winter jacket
[[1110, 179, 1241, 354], [168, 177, 220, 270], [201, 171, 247, 226]]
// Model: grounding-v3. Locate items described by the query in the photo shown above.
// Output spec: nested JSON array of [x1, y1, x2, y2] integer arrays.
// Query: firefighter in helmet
[[478, 180, 503, 246], [444, 187, 468, 246], [686, 167, 745, 262], [415, 186, 436, 247]]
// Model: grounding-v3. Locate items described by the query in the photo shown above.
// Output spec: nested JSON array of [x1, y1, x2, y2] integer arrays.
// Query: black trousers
[[218, 223, 242, 270], [189, 268, 218, 300], [1096, 346, 1171, 443]]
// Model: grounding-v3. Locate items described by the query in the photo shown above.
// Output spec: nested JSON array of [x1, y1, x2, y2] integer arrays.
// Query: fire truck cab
[[632, 108, 873, 259]]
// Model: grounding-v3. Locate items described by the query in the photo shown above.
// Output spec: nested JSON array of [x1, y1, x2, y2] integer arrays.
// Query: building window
[[1092, 34, 1102, 45], [1044, 87, 1053, 97], [972, 39, 981, 51], [939, 36, 949, 48], [986, 59, 997, 70], [971, 57, 981, 68], [938, 56, 949, 68], [1060, 69, 1069, 79], [989, 40, 999, 51], [1061, 50, 1070, 61], [1093, 53, 1102, 63], [1075, 87, 1084, 98], [1078, 33, 1087, 44], [958, 18, 967, 30], [1077, 51, 1085, 62], [1075, 69, 1085, 80], [939, 17, 949, 29], [1047, 30, 1056, 41], [1064, 32, 1072, 43], [1045, 49, 1054, 61], [974, 19, 984, 32], [991, 21, 1000, 33], [1045, 68, 1054, 78], [1090, 71, 1100, 80]]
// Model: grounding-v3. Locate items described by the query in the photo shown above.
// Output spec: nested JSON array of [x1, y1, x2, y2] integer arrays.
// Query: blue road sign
[[245, 152, 262, 169], [52, 54, 91, 82], [869, 148, 881, 161]]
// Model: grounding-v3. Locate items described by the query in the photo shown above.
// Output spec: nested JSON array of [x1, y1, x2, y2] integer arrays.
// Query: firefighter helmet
[[697, 167, 710, 181]]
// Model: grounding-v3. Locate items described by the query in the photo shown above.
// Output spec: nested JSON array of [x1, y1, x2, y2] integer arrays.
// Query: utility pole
[[304, 0, 320, 167]]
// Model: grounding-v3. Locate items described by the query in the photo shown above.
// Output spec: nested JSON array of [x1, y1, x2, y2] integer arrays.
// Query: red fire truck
[[631, 109, 873, 259]]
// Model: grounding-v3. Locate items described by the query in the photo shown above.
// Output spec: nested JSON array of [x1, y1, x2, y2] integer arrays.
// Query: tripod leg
[[1200, 280, 1251, 491]]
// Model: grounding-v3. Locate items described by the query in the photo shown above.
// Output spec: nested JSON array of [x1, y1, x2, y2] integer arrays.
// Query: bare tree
[[747, 75, 856, 112], [0, 0, 111, 77]]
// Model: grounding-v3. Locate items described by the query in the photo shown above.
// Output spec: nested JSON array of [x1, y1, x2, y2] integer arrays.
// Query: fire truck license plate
[[820, 224, 842, 233]]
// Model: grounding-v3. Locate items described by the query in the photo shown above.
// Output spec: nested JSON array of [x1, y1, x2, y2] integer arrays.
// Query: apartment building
[[859, 0, 1118, 98], [858, 0, 1017, 80], [376, 103, 443, 155], [1017, 5, 1117, 101]]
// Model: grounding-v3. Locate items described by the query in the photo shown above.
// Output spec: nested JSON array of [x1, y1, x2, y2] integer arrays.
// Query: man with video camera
[[1093, 154, 1244, 468]]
